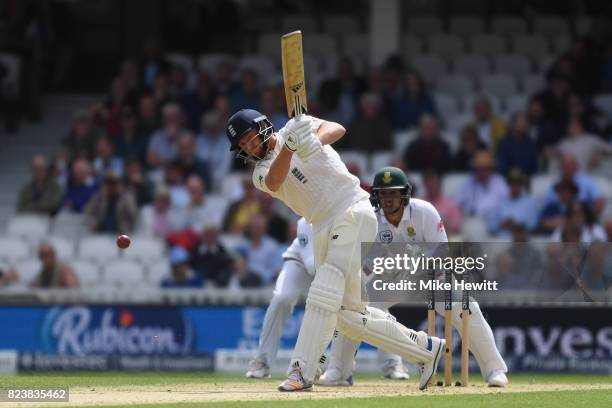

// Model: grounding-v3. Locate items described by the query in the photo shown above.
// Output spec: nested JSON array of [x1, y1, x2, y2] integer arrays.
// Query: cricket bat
[[281, 31, 308, 118]]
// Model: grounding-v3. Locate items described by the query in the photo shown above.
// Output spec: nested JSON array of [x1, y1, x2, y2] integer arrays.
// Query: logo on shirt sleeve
[[437, 219, 445, 232], [258, 175, 265, 187], [379, 230, 393, 243]]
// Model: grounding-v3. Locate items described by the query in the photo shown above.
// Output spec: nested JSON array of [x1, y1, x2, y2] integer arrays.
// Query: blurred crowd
[[6, 22, 612, 291]]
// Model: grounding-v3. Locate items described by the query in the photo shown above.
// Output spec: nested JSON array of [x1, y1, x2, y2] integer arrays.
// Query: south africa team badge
[[379, 230, 393, 243], [407, 226, 416, 236]]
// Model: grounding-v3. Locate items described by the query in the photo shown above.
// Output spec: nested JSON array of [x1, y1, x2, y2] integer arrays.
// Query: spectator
[[115, 107, 148, 164], [388, 69, 436, 130], [241, 215, 281, 285], [455, 151, 510, 218], [84, 172, 138, 234], [469, 95, 507, 152], [543, 153, 605, 217], [260, 87, 287, 129], [92, 136, 124, 180], [63, 109, 99, 160], [421, 169, 462, 235], [214, 60, 236, 95], [556, 118, 612, 171], [182, 71, 216, 132], [605, 218, 612, 242], [31, 242, 79, 288], [453, 124, 486, 171], [317, 57, 364, 124], [105, 76, 131, 137], [551, 201, 607, 243], [168, 65, 189, 101], [566, 93, 599, 134], [536, 73, 570, 123], [0, 266, 18, 288], [495, 224, 543, 289], [228, 249, 263, 289], [62, 158, 98, 213], [177, 175, 225, 229], [17, 155, 62, 215], [402, 114, 451, 172], [223, 179, 262, 234], [489, 169, 540, 236], [123, 160, 154, 206], [138, 186, 184, 238], [496, 112, 539, 176], [196, 110, 232, 191], [161, 246, 203, 288], [526, 96, 560, 155], [258, 193, 290, 244], [152, 74, 173, 113], [139, 37, 170, 88], [175, 133, 212, 191], [119, 59, 141, 96], [230, 68, 260, 111], [345, 161, 371, 192], [164, 161, 190, 209], [191, 223, 234, 287], [137, 93, 160, 137], [539, 180, 579, 235], [147, 103, 185, 168], [343, 92, 393, 152]]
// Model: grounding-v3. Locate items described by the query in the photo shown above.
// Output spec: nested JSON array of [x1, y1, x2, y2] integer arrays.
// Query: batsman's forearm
[[317, 121, 346, 145], [265, 147, 294, 191]]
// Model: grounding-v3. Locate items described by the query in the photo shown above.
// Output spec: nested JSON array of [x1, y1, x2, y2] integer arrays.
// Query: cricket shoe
[[245, 359, 270, 379], [487, 370, 508, 387], [317, 367, 354, 386], [418, 336, 445, 391], [278, 362, 313, 392], [382, 360, 410, 380]]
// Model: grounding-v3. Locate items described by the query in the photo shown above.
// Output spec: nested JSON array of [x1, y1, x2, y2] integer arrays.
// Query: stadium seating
[[494, 54, 532, 77], [0, 237, 29, 262], [491, 16, 528, 37], [7, 214, 51, 241], [469, 34, 506, 57], [533, 16, 569, 38], [436, 74, 475, 98], [14, 259, 41, 287], [428, 34, 466, 59], [410, 54, 448, 84], [433, 92, 460, 118], [453, 54, 490, 77], [406, 16, 443, 35], [480, 74, 518, 98], [71, 259, 102, 286], [512, 35, 550, 60], [78, 235, 120, 263], [101, 260, 146, 288], [449, 16, 485, 36]]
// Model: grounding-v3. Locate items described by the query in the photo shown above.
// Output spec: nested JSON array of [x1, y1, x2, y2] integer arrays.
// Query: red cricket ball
[[116, 234, 131, 249]]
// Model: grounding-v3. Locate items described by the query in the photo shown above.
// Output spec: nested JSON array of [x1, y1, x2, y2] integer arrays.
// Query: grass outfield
[[4, 373, 612, 408]]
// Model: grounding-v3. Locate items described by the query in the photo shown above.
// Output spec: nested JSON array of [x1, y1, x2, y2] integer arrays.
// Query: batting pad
[[290, 263, 345, 381], [337, 306, 433, 364], [435, 299, 507, 379]]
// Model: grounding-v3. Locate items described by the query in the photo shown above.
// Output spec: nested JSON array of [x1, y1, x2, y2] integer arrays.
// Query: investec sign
[[41, 306, 194, 355]]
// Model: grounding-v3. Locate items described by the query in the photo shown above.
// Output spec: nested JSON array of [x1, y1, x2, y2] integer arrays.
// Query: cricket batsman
[[319, 166, 509, 387], [226, 109, 445, 391], [246, 217, 409, 381]]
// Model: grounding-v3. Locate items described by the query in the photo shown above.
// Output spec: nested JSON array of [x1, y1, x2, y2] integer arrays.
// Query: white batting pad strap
[[290, 263, 346, 382], [337, 307, 433, 364]]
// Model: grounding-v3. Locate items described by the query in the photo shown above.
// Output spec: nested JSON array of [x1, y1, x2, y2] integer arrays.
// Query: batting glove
[[284, 130, 299, 152]]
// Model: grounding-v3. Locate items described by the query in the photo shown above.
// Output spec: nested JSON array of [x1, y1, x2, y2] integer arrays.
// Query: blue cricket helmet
[[226, 109, 273, 151]]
